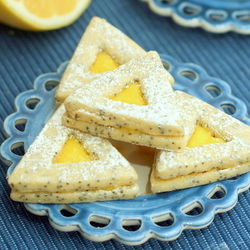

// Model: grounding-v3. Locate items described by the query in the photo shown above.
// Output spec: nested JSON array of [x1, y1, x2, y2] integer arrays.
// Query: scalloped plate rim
[[142, 0, 250, 34], [1, 55, 250, 245]]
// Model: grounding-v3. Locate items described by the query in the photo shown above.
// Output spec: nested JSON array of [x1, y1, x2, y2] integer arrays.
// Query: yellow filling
[[186, 126, 235, 171], [54, 138, 93, 163], [90, 52, 119, 73], [187, 125, 225, 148], [112, 82, 147, 106], [103, 186, 116, 191]]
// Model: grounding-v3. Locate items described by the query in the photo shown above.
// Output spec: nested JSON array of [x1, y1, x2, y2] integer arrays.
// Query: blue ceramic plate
[[1, 55, 250, 246], [142, 0, 250, 34]]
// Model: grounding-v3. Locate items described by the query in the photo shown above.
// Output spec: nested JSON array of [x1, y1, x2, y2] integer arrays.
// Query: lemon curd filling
[[90, 52, 119, 73], [53, 138, 93, 163], [112, 82, 147, 106], [187, 125, 225, 148]]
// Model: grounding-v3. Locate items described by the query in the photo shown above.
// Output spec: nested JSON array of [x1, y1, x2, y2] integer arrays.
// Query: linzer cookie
[[151, 91, 250, 193], [8, 105, 139, 203], [151, 162, 250, 193], [55, 16, 147, 103], [63, 51, 184, 150]]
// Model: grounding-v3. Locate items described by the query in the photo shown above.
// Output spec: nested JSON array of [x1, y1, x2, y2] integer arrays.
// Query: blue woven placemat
[[1, 0, 250, 249]]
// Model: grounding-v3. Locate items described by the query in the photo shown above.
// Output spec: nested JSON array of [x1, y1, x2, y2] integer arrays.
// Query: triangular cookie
[[55, 16, 148, 103], [63, 51, 185, 150], [8, 105, 139, 203], [151, 91, 250, 193]]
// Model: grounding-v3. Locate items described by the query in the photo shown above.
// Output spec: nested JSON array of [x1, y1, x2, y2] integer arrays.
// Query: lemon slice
[[0, 0, 92, 31]]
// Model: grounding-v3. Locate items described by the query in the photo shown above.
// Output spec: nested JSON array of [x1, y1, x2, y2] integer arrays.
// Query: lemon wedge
[[0, 0, 92, 31]]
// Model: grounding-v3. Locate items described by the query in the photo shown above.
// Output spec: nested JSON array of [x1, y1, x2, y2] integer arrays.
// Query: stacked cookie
[[8, 17, 250, 204]]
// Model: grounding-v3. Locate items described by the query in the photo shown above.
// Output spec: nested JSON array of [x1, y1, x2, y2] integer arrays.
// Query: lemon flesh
[[0, 0, 92, 31]]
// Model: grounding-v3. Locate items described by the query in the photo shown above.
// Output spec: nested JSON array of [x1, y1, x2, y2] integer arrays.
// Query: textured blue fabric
[[1, 0, 250, 249]]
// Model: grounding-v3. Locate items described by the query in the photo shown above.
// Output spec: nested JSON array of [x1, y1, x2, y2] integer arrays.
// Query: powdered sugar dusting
[[155, 91, 250, 179], [8, 105, 138, 194], [55, 17, 147, 102], [64, 51, 183, 136]]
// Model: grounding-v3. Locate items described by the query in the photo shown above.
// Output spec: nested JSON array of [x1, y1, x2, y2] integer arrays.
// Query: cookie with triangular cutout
[[150, 162, 250, 193], [150, 91, 250, 193], [55, 16, 149, 103], [8, 105, 139, 203], [63, 51, 185, 150]]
